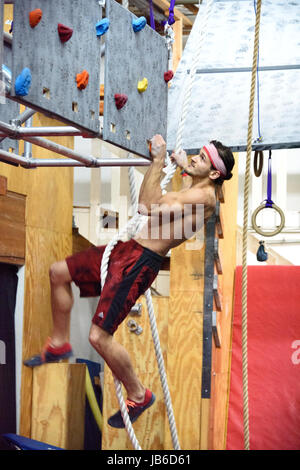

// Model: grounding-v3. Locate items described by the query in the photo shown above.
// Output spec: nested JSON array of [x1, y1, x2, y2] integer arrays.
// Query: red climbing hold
[[58, 23, 73, 43], [164, 70, 174, 83], [76, 70, 89, 90], [114, 94, 128, 110], [29, 8, 42, 28]]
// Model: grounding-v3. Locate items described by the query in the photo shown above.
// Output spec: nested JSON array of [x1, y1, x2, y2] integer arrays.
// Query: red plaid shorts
[[66, 239, 163, 335]]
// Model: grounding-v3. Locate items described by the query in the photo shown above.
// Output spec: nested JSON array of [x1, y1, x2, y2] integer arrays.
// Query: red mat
[[226, 266, 300, 450]]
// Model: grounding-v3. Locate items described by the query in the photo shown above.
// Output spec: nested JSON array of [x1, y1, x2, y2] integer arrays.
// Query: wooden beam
[[31, 363, 86, 450], [172, 19, 183, 72], [0, 175, 7, 195], [0, 190, 25, 265]]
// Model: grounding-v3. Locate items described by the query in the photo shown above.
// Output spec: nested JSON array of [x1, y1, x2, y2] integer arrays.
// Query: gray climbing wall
[[10, 0, 102, 134], [0, 18, 20, 155], [102, 0, 169, 158], [0, 0, 3, 83], [167, 0, 300, 152]]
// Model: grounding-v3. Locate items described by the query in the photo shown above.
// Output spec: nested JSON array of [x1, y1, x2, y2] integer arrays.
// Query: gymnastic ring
[[253, 150, 264, 177], [251, 202, 285, 237]]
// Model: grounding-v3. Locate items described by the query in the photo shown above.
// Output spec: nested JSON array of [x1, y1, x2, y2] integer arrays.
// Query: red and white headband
[[203, 143, 227, 178]]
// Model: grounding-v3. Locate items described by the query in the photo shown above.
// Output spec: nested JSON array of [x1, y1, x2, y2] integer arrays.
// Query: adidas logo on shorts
[[98, 312, 104, 318]]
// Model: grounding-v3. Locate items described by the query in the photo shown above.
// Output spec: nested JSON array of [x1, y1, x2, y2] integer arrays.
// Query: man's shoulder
[[178, 186, 215, 207]]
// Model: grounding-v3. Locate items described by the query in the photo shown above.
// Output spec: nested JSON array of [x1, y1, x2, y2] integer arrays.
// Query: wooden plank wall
[[0, 106, 74, 438], [1, 7, 74, 435], [163, 168, 205, 450], [31, 363, 86, 450], [209, 154, 239, 449], [102, 296, 169, 450]]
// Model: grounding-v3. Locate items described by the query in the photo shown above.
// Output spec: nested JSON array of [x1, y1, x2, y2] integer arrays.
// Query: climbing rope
[[100, 0, 214, 450], [241, 0, 262, 451]]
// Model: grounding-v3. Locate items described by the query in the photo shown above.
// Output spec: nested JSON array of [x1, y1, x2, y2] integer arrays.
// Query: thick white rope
[[100, 0, 214, 450], [101, 161, 179, 450]]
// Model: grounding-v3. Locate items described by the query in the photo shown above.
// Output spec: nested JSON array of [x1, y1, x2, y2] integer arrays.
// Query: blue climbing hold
[[14, 68, 32, 96], [132, 17, 147, 32], [95, 18, 110, 37]]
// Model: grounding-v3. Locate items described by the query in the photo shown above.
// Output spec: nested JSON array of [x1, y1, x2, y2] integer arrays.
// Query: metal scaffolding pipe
[[0, 120, 151, 167], [22, 135, 100, 166], [0, 120, 97, 165], [17, 126, 86, 137], [17, 108, 36, 124], [0, 149, 28, 166], [31, 157, 151, 167]]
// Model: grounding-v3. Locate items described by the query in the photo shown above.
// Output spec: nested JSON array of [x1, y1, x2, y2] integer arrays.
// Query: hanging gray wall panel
[[10, 0, 101, 134], [167, 0, 300, 152], [103, 0, 169, 158], [0, 35, 20, 154]]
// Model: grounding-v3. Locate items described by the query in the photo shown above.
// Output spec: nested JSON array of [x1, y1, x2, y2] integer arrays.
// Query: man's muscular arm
[[170, 149, 192, 189], [138, 135, 166, 212]]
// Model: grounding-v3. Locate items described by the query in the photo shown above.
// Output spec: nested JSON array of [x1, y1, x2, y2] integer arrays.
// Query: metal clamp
[[127, 319, 143, 335], [130, 303, 142, 316]]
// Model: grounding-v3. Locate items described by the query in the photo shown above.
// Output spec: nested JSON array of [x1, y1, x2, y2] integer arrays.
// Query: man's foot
[[108, 389, 155, 428], [23, 338, 73, 367]]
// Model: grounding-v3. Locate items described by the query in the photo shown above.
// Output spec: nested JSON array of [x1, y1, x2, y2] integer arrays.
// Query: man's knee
[[89, 323, 111, 354], [49, 260, 72, 285]]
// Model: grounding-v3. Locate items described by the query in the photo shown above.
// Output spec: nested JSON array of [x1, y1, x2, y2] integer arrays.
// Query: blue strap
[[149, 0, 156, 29], [265, 150, 274, 208], [168, 0, 175, 25]]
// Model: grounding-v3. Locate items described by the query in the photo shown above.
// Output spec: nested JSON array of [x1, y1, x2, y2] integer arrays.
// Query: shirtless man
[[24, 134, 234, 428]]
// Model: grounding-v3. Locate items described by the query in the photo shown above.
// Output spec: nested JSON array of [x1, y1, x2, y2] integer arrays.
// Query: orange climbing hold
[[76, 70, 89, 90], [29, 8, 43, 28]]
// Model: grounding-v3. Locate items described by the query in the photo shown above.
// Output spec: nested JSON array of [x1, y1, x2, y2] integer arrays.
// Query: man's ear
[[209, 169, 221, 181]]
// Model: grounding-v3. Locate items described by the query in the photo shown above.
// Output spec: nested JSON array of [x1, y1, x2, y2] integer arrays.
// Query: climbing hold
[[15, 68, 32, 96], [132, 17, 147, 32], [114, 94, 128, 110], [76, 70, 89, 90], [29, 8, 42, 28], [95, 18, 110, 37], [164, 70, 174, 83], [57, 23, 73, 43], [256, 241, 268, 262], [137, 78, 148, 93]]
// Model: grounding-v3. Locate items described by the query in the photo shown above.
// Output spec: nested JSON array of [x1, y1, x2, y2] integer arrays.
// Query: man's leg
[[89, 323, 145, 403], [49, 260, 74, 347]]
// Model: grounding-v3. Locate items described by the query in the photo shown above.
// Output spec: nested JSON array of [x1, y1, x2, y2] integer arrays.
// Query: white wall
[[15, 266, 25, 433], [237, 148, 300, 265]]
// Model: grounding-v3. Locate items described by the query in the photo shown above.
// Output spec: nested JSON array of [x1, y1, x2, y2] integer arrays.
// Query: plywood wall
[[0, 110, 74, 437], [102, 296, 169, 450], [0, 6, 74, 429], [209, 154, 239, 449]]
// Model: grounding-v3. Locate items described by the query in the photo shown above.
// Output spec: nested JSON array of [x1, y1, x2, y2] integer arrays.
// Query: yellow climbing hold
[[137, 78, 148, 93]]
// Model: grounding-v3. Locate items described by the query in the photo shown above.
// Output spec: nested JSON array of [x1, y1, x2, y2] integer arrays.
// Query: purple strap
[[149, 0, 156, 30], [265, 150, 274, 208], [168, 0, 176, 25]]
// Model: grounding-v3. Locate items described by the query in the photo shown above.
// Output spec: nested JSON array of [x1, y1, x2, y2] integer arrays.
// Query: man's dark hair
[[210, 140, 235, 185]]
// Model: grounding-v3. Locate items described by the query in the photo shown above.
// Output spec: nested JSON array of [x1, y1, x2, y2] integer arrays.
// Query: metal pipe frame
[[0, 147, 151, 168], [0, 118, 151, 166]]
